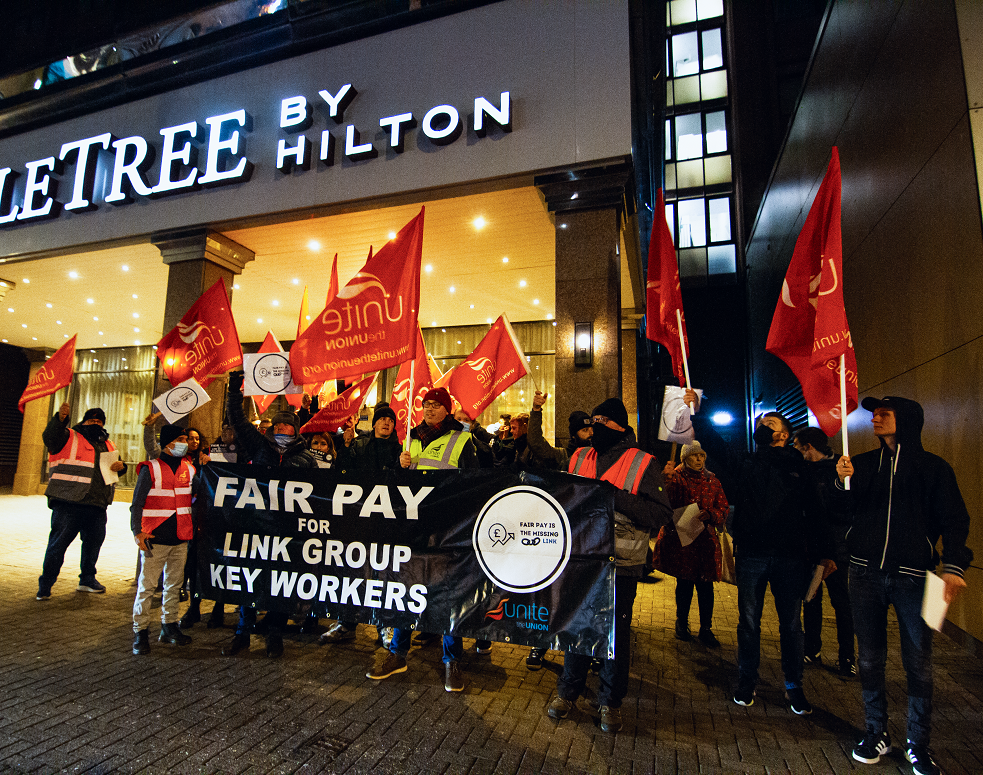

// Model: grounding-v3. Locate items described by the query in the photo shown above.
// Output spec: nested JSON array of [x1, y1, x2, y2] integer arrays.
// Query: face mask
[[591, 423, 623, 453], [274, 433, 293, 448], [169, 442, 189, 457], [753, 424, 777, 447]]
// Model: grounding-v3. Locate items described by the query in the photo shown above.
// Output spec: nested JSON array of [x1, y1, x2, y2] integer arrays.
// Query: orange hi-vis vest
[[138, 458, 196, 540], [46, 429, 118, 502], [568, 446, 654, 493]]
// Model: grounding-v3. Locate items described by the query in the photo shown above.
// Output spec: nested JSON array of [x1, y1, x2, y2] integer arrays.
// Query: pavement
[[1, 492, 981, 775]]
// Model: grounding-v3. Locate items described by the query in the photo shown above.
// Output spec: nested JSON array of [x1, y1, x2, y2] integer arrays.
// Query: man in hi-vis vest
[[547, 397, 671, 734], [366, 387, 477, 693], [131, 425, 198, 655], [37, 403, 127, 600]]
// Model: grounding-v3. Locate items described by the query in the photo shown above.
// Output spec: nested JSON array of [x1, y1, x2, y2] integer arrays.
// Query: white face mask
[[169, 442, 189, 457], [274, 433, 293, 448]]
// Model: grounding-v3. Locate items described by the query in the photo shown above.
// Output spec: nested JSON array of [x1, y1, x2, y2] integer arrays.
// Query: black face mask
[[591, 423, 623, 454], [753, 423, 777, 447]]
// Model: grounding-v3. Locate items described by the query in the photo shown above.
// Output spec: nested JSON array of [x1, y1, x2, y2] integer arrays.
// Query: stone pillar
[[537, 163, 632, 449], [13, 356, 52, 496], [152, 229, 254, 447]]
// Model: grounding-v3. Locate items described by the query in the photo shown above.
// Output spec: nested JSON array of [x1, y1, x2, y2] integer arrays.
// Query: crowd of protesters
[[33, 377, 972, 775]]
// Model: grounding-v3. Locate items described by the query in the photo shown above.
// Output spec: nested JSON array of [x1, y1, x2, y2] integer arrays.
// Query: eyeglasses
[[591, 415, 610, 425], [422, 401, 444, 410]]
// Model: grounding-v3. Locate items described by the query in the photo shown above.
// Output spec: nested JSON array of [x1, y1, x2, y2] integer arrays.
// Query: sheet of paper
[[921, 572, 949, 632], [100, 450, 120, 485], [672, 503, 704, 547], [153, 377, 211, 424], [804, 564, 825, 602], [243, 352, 303, 396], [208, 443, 236, 463]]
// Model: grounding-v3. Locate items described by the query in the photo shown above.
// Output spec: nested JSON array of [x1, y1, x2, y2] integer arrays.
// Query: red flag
[[297, 286, 310, 339], [448, 314, 529, 418], [766, 147, 857, 436], [326, 254, 339, 307], [300, 375, 376, 434], [646, 189, 689, 385], [291, 209, 423, 384], [19, 334, 77, 412], [156, 279, 242, 388], [390, 327, 432, 441]]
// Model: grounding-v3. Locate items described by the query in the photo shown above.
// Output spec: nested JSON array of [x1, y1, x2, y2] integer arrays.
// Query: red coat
[[652, 464, 729, 582]]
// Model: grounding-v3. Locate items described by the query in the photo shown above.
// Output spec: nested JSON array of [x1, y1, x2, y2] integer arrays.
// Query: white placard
[[243, 352, 303, 396], [658, 385, 705, 443], [153, 378, 211, 424], [100, 450, 120, 485], [921, 572, 949, 632], [672, 503, 705, 547]]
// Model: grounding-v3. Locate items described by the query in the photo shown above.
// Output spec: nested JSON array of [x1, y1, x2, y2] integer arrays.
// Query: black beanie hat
[[159, 424, 186, 449], [568, 411, 591, 437], [82, 408, 106, 424], [271, 411, 300, 433], [373, 406, 397, 427], [591, 398, 629, 430]]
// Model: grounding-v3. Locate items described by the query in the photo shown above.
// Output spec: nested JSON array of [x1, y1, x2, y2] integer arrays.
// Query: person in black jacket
[[836, 397, 972, 775], [221, 371, 317, 659], [689, 391, 832, 715]]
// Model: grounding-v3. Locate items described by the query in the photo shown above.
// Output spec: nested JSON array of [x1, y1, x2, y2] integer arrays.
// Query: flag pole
[[676, 308, 693, 413], [404, 358, 415, 452], [839, 353, 851, 490]]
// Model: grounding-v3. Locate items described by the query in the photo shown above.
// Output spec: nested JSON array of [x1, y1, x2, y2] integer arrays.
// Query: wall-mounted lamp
[[574, 321, 593, 367]]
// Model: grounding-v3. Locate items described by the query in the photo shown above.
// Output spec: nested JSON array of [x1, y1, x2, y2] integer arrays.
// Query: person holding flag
[[365, 387, 477, 692], [36, 403, 127, 600]]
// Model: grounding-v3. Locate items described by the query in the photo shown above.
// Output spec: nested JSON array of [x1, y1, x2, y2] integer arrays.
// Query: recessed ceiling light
[[132, 312, 139, 318], [388, 231, 396, 240], [272, 300, 280, 307], [431, 321, 437, 326], [98, 331, 103, 335], [56, 320, 61, 325], [93, 316, 98, 321], [134, 327, 140, 333], [457, 340, 462, 345], [233, 284, 240, 290], [502, 257, 508, 263], [425, 264, 433, 273], [6, 308, 12, 313], [257, 318, 263, 323], [21, 323, 26, 328], [22, 278, 29, 284], [473, 216, 486, 230], [63, 335, 68, 338], [469, 304, 475, 309], [132, 294, 138, 299], [46, 303, 52, 308], [32, 337, 37, 341], [87, 298, 94, 304], [122, 265, 129, 271], [135, 340, 140, 345], [69, 271, 78, 279], [90, 349, 95, 353], [2, 339, 7, 342], [486, 318, 492, 324], [449, 286, 455, 293], [533, 299, 539, 305], [308, 239, 321, 251], [519, 280, 527, 288], [546, 313, 553, 320], [292, 278, 299, 285]]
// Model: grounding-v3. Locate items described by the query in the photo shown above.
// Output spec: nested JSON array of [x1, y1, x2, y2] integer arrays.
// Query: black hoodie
[[835, 396, 973, 578]]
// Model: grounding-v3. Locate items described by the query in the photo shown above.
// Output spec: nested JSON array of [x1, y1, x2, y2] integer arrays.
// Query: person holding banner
[[130, 425, 197, 655], [366, 387, 477, 692], [36, 404, 127, 600], [548, 396, 672, 733], [834, 397, 972, 775], [222, 372, 317, 659]]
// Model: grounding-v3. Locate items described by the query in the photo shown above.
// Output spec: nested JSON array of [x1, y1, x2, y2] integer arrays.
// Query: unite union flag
[[18, 334, 77, 412], [300, 374, 377, 434], [447, 314, 529, 418]]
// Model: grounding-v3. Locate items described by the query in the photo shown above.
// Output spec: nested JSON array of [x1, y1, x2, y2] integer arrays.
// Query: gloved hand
[[228, 371, 245, 394]]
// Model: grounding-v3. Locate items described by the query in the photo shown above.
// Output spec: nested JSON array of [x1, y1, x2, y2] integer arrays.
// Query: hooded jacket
[[836, 397, 973, 578]]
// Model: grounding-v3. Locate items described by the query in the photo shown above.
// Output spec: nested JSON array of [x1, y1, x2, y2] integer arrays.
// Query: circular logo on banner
[[253, 353, 293, 393], [165, 387, 199, 414], [472, 486, 571, 593]]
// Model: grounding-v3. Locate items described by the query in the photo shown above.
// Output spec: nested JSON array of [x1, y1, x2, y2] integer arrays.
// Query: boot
[[180, 600, 201, 629], [222, 632, 250, 656], [132, 629, 150, 655], [159, 622, 192, 646], [675, 619, 691, 641]]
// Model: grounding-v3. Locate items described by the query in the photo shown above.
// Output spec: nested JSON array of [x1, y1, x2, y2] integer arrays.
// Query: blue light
[[711, 411, 733, 426]]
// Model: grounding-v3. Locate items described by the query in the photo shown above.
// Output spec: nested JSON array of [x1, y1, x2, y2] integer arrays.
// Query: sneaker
[[36, 586, 52, 601], [803, 652, 822, 667], [698, 629, 720, 648], [547, 696, 573, 719], [526, 647, 547, 671], [785, 687, 813, 715], [132, 629, 150, 655], [77, 579, 106, 593], [599, 705, 622, 733], [852, 731, 892, 764], [366, 651, 407, 680], [444, 661, 464, 692], [675, 619, 691, 641], [319, 622, 356, 644], [839, 657, 858, 677], [906, 743, 940, 775], [474, 639, 492, 654], [733, 684, 755, 707]]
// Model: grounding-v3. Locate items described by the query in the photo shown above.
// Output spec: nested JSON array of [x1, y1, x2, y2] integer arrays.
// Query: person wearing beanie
[[566, 410, 593, 454], [36, 403, 127, 600], [130, 425, 197, 655], [222, 371, 317, 660], [652, 440, 729, 647], [685, 388, 833, 716], [792, 427, 855, 677], [367, 385, 477, 693], [545, 392, 672, 733]]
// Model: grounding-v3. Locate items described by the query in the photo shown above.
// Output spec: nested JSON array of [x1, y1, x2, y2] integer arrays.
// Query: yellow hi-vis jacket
[[408, 430, 472, 470]]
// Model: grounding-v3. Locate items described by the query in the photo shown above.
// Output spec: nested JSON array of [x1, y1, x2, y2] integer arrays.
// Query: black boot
[[180, 601, 201, 629], [132, 629, 150, 655], [222, 632, 250, 656], [159, 622, 192, 646]]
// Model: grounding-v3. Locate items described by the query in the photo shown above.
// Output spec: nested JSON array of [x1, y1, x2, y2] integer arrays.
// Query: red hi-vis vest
[[138, 458, 196, 540], [568, 446, 654, 493], [46, 429, 118, 503]]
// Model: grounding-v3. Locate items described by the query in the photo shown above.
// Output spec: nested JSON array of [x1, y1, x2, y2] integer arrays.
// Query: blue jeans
[[849, 564, 933, 747], [736, 555, 806, 690], [390, 629, 463, 664], [40, 501, 108, 585]]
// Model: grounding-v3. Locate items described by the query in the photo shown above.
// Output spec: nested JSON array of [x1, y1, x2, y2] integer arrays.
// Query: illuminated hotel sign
[[0, 87, 512, 227]]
